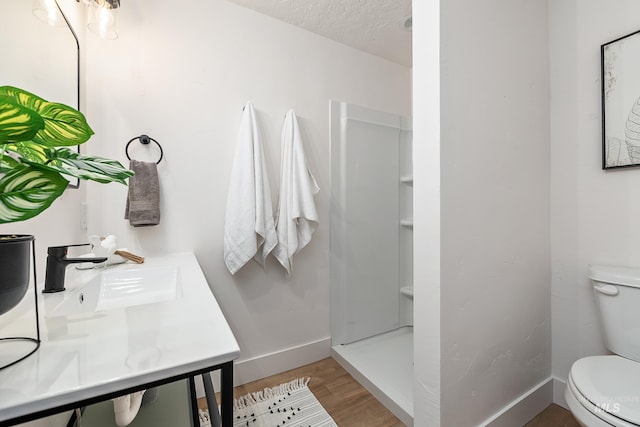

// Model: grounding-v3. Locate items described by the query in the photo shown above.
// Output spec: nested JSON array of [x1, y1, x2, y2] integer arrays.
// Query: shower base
[[331, 326, 413, 426]]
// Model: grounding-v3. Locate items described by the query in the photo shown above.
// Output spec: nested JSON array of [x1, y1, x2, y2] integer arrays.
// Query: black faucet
[[43, 244, 108, 293]]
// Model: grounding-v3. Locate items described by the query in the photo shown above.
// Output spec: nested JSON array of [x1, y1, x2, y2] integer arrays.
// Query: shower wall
[[330, 101, 413, 345]]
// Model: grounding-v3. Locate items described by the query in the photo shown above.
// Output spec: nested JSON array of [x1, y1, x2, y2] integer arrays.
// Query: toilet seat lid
[[571, 355, 640, 425]]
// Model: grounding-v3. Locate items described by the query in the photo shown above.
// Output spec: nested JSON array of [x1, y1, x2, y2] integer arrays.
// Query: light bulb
[[87, 3, 118, 39]]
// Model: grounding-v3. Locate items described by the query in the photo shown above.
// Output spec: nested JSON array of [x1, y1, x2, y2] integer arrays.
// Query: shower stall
[[329, 101, 413, 425]]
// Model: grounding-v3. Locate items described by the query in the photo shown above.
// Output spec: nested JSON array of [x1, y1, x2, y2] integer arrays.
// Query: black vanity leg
[[220, 362, 234, 426], [188, 377, 201, 427], [202, 373, 221, 427]]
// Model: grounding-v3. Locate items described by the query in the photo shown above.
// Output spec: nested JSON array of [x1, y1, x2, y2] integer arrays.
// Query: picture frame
[[602, 28, 640, 169]]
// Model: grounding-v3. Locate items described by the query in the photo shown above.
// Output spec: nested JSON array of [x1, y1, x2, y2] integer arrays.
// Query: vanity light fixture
[[34, 0, 121, 40], [87, 0, 120, 40], [32, 0, 66, 27]]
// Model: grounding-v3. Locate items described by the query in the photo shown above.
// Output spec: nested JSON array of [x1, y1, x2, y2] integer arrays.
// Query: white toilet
[[565, 265, 640, 427]]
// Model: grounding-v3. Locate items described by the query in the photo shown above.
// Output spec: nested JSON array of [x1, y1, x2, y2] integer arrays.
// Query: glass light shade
[[82, 0, 120, 6], [32, 0, 66, 27], [87, 3, 118, 39]]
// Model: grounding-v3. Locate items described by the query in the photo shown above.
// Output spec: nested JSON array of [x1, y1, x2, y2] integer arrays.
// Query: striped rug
[[200, 378, 337, 427]]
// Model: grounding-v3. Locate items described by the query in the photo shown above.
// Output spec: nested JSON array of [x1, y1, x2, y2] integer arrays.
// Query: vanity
[[0, 252, 240, 426]]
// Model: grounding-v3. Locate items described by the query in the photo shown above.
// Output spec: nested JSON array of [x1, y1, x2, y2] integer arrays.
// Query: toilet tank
[[589, 265, 640, 362]]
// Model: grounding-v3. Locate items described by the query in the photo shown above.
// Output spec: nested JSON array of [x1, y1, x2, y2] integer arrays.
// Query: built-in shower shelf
[[400, 219, 413, 229], [400, 286, 414, 299], [400, 175, 413, 185]]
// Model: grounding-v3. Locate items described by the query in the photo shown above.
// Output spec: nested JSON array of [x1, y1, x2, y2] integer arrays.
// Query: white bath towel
[[273, 110, 319, 276], [224, 101, 277, 275]]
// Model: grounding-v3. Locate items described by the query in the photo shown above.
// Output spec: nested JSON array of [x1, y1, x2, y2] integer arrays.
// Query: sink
[[46, 266, 179, 317]]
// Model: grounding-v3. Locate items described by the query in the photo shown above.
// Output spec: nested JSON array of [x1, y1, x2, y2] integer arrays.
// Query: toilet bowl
[[565, 265, 640, 427], [565, 355, 640, 426]]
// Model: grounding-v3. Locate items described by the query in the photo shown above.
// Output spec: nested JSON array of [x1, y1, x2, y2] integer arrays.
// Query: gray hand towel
[[124, 160, 160, 226]]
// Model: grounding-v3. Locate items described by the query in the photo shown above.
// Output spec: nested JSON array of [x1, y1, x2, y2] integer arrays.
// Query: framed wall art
[[602, 29, 640, 169]]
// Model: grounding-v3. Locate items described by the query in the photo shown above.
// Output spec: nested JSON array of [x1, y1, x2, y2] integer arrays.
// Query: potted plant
[[0, 85, 133, 315]]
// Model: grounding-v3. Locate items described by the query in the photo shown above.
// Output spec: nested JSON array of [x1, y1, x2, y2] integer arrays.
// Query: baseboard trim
[[552, 377, 568, 409], [481, 377, 553, 427], [195, 337, 331, 398], [233, 337, 332, 386]]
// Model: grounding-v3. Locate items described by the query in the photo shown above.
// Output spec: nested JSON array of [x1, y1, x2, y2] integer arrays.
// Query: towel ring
[[125, 134, 163, 164]]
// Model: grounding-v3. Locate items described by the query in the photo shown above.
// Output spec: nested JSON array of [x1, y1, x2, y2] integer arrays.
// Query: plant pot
[[0, 235, 33, 316]]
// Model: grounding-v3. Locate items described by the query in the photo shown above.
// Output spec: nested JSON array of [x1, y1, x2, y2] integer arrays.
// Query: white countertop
[[0, 251, 240, 424]]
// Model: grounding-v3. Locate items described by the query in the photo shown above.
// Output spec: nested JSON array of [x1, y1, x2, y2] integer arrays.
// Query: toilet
[[565, 265, 640, 427]]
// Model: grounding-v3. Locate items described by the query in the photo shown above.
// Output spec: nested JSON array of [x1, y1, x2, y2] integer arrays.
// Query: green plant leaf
[[3, 142, 49, 164], [0, 96, 45, 143], [0, 153, 20, 175], [27, 148, 134, 184], [0, 86, 93, 146], [0, 154, 20, 167], [0, 165, 68, 224]]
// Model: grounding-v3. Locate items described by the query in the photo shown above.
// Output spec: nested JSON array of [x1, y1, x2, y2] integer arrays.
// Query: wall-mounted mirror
[[0, 0, 76, 108], [0, 0, 79, 187]]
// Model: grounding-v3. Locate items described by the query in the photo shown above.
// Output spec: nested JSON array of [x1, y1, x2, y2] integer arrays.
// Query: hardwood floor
[[200, 357, 580, 427], [525, 404, 580, 427], [199, 357, 403, 426]]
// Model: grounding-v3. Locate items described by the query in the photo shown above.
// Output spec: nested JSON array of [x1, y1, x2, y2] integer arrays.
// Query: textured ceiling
[[225, 0, 412, 66]]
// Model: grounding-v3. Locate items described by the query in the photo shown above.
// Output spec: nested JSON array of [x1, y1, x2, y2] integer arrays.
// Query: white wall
[[412, 0, 442, 424], [84, 0, 411, 383], [550, 0, 640, 395], [438, 0, 551, 425]]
